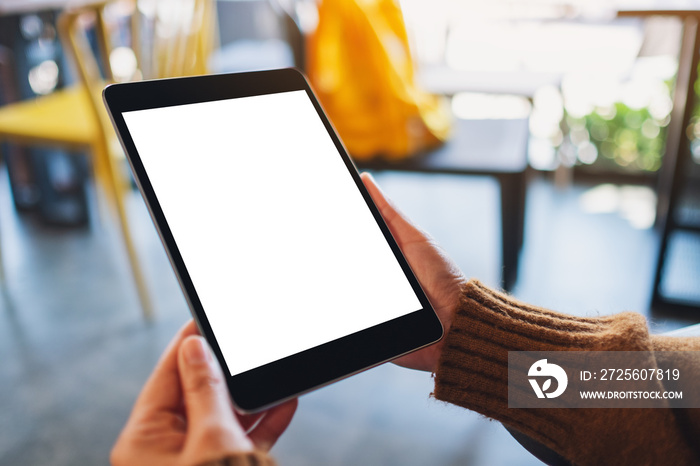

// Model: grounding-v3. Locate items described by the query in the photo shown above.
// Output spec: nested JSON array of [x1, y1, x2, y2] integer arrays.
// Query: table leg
[[500, 171, 527, 291]]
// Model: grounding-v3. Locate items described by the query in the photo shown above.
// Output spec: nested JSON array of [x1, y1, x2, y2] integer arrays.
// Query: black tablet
[[103, 68, 443, 412]]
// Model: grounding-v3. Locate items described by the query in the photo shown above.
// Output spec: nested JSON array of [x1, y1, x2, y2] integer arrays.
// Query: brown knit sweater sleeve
[[197, 450, 276, 466], [434, 280, 700, 466]]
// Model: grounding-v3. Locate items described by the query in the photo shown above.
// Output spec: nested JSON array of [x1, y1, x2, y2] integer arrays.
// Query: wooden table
[[617, 3, 700, 311]]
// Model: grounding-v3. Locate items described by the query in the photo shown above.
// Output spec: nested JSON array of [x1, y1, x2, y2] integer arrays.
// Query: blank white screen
[[123, 90, 421, 375]]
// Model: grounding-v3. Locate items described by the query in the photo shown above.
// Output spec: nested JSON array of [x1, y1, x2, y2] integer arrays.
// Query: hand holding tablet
[[359, 173, 466, 373], [103, 69, 447, 412]]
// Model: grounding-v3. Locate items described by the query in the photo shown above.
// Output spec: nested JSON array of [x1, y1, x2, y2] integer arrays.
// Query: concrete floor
[[0, 169, 697, 465]]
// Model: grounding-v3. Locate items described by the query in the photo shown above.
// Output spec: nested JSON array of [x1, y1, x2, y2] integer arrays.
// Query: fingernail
[[184, 336, 211, 365]]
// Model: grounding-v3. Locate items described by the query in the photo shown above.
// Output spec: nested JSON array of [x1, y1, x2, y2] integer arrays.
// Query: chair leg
[[499, 172, 527, 291], [88, 140, 114, 226], [94, 143, 154, 320]]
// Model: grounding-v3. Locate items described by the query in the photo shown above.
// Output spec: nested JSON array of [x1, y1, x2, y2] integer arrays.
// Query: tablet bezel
[[103, 68, 443, 412]]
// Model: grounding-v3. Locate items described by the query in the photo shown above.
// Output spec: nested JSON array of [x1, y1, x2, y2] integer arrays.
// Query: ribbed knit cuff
[[433, 280, 697, 465], [197, 450, 276, 466]]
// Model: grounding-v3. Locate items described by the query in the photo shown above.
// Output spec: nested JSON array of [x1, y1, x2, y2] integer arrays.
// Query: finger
[[178, 335, 252, 450], [248, 399, 298, 451], [360, 172, 429, 246], [236, 411, 266, 432], [132, 320, 199, 415]]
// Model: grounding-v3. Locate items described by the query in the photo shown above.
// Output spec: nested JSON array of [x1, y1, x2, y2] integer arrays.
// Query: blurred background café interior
[[0, 0, 699, 464]]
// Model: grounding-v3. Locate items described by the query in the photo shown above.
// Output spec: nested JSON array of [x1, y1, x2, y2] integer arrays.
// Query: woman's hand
[[111, 321, 297, 466], [361, 173, 466, 373]]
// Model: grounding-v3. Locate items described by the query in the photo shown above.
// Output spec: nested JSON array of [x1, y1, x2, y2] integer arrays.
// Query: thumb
[[178, 336, 252, 452], [360, 172, 430, 246]]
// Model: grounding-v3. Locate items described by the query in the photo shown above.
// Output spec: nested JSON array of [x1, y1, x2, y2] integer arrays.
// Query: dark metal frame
[[649, 17, 700, 312]]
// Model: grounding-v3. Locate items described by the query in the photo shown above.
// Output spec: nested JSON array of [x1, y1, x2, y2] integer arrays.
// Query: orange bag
[[306, 0, 451, 161]]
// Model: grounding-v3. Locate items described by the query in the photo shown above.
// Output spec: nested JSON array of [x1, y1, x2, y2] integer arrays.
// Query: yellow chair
[[0, 0, 217, 319]]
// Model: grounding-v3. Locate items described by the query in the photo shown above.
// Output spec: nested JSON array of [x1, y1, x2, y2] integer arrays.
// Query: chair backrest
[[59, 0, 216, 82], [141, 0, 218, 79], [57, 0, 217, 143]]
